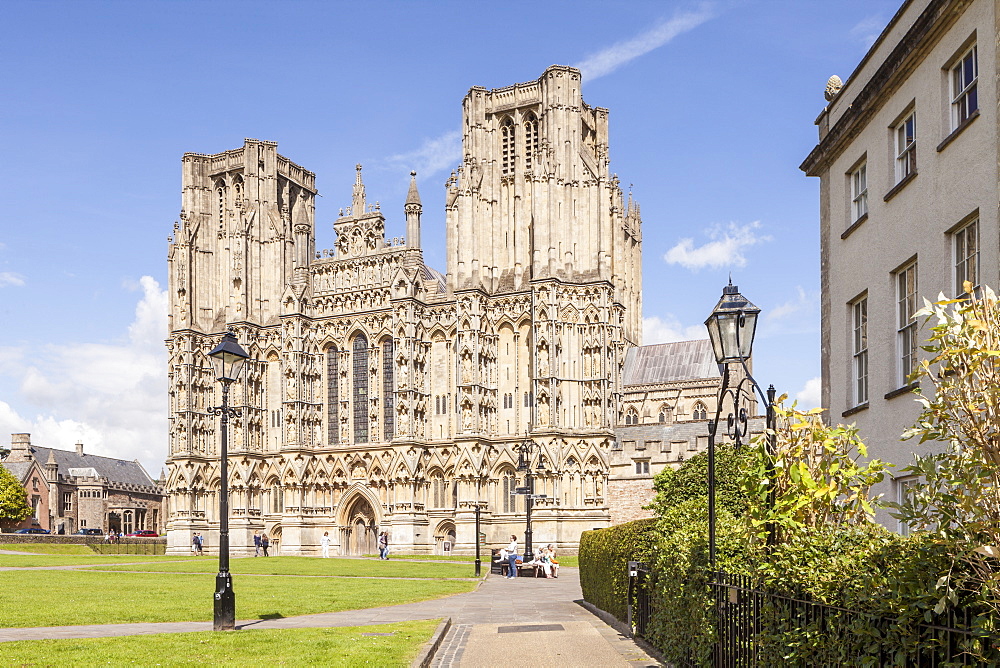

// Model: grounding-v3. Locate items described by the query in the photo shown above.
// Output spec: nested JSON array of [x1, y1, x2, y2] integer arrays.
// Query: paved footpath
[[0, 565, 660, 667]]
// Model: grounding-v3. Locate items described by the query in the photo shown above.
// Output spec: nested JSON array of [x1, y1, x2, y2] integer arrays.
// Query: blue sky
[[0, 0, 901, 473]]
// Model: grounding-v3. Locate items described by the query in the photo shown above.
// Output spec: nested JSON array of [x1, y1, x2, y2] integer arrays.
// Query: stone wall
[[607, 478, 656, 525]]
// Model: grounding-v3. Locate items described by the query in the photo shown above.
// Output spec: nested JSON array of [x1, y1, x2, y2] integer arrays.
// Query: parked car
[[74, 528, 103, 535], [13, 528, 50, 534], [126, 530, 158, 537]]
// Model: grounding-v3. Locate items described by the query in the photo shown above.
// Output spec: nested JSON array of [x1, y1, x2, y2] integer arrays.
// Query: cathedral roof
[[16, 445, 158, 490], [421, 264, 446, 292], [622, 339, 720, 386]]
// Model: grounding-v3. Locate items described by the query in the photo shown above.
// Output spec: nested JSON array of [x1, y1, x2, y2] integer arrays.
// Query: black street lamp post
[[704, 281, 777, 567], [471, 501, 487, 577], [207, 328, 250, 632], [515, 434, 547, 561]]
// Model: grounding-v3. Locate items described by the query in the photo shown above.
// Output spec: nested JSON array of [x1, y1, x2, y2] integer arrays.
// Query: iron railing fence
[[629, 569, 998, 667]]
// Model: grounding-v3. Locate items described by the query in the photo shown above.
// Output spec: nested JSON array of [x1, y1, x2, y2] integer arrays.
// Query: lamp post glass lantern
[[207, 328, 250, 631], [703, 282, 775, 567]]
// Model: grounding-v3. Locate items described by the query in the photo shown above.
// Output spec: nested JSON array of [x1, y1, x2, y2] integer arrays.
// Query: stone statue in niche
[[538, 345, 549, 376], [538, 397, 550, 425], [340, 416, 349, 443], [286, 373, 296, 399], [398, 361, 409, 388], [461, 351, 472, 383], [398, 409, 409, 434], [462, 403, 472, 431], [286, 419, 297, 442]]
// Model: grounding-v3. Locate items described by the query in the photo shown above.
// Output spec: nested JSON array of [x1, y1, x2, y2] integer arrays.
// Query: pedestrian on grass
[[253, 530, 262, 557], [321, 531, 331, 558], [192, 532, 199, 555], [261, 533, 270, 557]]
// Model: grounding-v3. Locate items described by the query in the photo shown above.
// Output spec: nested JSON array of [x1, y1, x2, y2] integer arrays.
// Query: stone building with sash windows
[[164, 65, 646, 556]]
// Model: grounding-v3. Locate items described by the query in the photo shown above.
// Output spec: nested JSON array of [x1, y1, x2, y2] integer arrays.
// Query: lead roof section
[[622, 340, 720, 387]]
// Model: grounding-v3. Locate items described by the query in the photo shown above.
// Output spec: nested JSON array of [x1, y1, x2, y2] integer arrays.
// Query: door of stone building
[[341, 494, 377, 556]]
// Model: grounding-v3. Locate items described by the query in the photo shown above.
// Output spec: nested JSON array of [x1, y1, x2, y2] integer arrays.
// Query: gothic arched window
[[523, 112, 538, 171], [233, 175, 244, 205], [693, 402, 708, 421], [500, 117, 514, 175], [215, 181, 226, 225], [326, 347, 339, 445], [382, 339, 394, 441], [501, 470, 517, 513], [352, 335, 369, 443]]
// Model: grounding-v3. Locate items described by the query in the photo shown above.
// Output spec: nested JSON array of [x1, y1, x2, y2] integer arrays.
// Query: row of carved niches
[[312, 255, 403, 292]]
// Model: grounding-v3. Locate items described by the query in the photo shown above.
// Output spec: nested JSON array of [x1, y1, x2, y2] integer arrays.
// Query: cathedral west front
[[163, 65, 645, 556]]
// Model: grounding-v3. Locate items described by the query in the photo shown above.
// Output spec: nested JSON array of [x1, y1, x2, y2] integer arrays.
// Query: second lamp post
[[207, 328, 250, 631]]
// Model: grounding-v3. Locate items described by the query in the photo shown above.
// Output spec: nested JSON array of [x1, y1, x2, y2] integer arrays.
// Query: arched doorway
[[341, 494, 377, 556], [435, 520, 457, 555], [267, 524, 282, 556]]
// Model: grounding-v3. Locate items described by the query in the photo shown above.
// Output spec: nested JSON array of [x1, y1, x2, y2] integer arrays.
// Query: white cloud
[[850, 15, 886, 47], [384, 130, 462, 179], [0, 276, 168, 475], [795, 376, 822, 410], [664, 221, 770, 271], [643, 315, 706, 345], [0, 272, 25, 287], [575, 6, 715, 81], [767, 286, 817, 321]]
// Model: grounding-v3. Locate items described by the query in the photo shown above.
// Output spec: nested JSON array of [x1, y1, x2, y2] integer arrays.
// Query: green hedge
[[579, 518, 657, 622]]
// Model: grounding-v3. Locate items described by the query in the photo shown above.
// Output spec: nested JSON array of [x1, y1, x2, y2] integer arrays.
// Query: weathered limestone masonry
[[164, 66, 644, 556]]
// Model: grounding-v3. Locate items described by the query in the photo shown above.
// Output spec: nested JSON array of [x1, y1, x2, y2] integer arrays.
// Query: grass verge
[[0, 570, 473, 627], [0, 620, 439, 666], [0, 543, 97, 556], [0, 553, 199, 568], [88, 555, 474, 578]]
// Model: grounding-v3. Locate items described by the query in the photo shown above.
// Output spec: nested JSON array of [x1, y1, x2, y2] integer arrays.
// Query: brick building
[[1, 433, 165, 535]]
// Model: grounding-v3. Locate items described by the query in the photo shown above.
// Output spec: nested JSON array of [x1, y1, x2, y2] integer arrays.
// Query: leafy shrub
[[578, 518, 657, 622], [647, 443, 754, 519]]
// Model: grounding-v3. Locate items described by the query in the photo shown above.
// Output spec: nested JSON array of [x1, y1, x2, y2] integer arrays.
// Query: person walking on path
[[196, 533, 205, 556], [321, 531, 331, 558], [253, 531, 261, 557], [378, 531, 389, 560], [506, 535, 519, 578], [261, 533, 270, 557]]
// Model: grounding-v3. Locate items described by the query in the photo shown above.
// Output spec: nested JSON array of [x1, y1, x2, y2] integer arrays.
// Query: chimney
[[76, 441, 84, 456], [8, 433, 31, 463]]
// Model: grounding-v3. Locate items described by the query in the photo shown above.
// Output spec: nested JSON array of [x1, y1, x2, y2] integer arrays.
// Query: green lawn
[[0, 620, 439, 666], [88, 555, 475, 578], [0, 542, 98, 555], [364, 553, 476, 561], [0, 570, 474, 628], [0, 553, 197, 568]]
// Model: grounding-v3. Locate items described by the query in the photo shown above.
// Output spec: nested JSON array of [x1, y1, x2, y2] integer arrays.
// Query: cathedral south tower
[[164, 66, 644, 557]]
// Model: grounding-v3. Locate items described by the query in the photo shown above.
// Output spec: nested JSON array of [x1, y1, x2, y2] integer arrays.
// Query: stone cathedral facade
[[164, 65, 643, 556]]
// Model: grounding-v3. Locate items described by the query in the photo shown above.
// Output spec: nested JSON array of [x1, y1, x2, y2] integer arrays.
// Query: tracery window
[[692, 403, 708, 421], [502, 471, 518, 513], [216, 181, 226, 225], [353, 335, 369, 443], [500, 117, 514, 175], [382, 339, 394, 441], [523, 112, 538, 171], [326, 347, 339, 445]]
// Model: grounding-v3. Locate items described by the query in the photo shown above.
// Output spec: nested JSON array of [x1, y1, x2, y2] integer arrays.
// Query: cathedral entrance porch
[[338, 489, 380, 556]]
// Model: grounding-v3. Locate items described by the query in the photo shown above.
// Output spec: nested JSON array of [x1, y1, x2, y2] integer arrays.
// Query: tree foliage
[[744, 398, 888, 545], [646, 443, 754, 518], [892, 284, 1000, 620], [0, 464, 31, 523]]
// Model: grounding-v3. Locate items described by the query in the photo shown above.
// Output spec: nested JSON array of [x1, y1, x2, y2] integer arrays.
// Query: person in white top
[[320, 531, 331, 558], [506, 535, 519, 578]]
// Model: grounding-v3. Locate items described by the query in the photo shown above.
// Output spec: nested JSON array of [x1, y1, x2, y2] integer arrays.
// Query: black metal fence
[[629, 569, 997, 667]]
